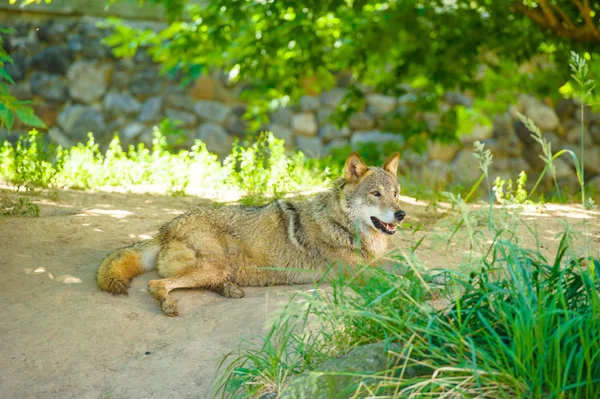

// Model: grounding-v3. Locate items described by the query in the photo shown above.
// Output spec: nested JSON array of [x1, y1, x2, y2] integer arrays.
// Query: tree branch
[[571, 0, 600, 40]]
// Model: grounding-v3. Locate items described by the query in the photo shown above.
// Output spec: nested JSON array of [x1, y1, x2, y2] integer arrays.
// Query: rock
[[110, 70, 130, 91], [130, 69, 165, 98], [58, 105, 106, 142], [321, 88, 347, 108], [279, 342, 400, 399], [348, 112, 375, 130], [590, 125, 600, 145], [366, 94, 397, 117], [48, 127, 73, 148], [5, 51, 28, 82], [226, 114, 248, 137], [164, 88, 194, 112], [299, 95, 321, 112], [9, 81, 32, 101], [291, 113, 318, 137], [404, 150, 428, 167], [103, 91, 141, 119], [317, 107, 334, 124], [268, 124, 294, 148], [444, 91, 474, 107], [555, 99, 576, 120], [36, 20, 69, 44], [193, 100, 231, 124], [519, 95, 559, 131], [32, 103, 60, 127], [319, 124, 351, 142], [451, 149, 482, 183], [121, 122, 145, 142], [296, 136, 324, 157], [138, 96, 163, 123], [67, 61, 112, 103], [565, 124, 593, 145], [82, 38, 110, 60], [397, 92, 418, 105], [190, 75, 234, 103], [424, 112, 440, 131], [29, 71, 68, 102], [30, 45, 71, 75], [563, 144, 600, 175], [460, 123, 493, 145], [66, 34, 83, 53], [350, 130, 403, 147], [197, 122, 233, 157], [587, 175, 600, 193], [420, 160, 451, 188], [428, 140, 460, 162], [269, 107, 293, 126], [553, 157, 574, 179], [165, 108, 198, 127]]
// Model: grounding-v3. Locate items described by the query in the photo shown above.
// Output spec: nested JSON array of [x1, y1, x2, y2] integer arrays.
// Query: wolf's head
[[341, 152, 406, 236]]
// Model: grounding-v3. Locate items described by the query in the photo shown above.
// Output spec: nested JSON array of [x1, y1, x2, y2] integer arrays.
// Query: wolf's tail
[[96, 237, 162, 295]]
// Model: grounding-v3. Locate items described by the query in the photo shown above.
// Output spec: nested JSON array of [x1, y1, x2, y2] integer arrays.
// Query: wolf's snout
[[395, 210, 406, 221]]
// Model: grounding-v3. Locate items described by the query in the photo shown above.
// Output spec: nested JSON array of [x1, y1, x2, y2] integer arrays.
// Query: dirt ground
[[1, 188, 599, 399]]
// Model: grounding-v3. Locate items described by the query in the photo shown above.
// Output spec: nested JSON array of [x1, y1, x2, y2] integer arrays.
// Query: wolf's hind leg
[[213, 281, 246, 299], [148, 265, 230, 316]]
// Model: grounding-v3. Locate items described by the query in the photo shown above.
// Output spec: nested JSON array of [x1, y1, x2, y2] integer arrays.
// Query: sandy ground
[[0, 188, 599, 399]]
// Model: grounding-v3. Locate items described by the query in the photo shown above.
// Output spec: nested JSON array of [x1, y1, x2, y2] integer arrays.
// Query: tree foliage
[[110, 0, 599, 102]]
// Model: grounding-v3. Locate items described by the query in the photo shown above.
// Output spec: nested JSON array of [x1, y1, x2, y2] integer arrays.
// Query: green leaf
[[0, 67, 15, 84], [15, 106, 47, 129], [2, 109, 15, 131]]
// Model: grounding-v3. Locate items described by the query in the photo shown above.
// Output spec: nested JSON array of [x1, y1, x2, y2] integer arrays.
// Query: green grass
[[0, 129, 335, 202]]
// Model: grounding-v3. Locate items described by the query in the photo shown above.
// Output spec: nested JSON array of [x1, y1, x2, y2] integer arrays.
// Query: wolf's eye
[[372, 191, 381, 197]]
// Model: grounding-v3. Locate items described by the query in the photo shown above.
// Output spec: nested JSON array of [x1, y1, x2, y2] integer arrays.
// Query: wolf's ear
[[382, 152, 400, 176], [344, 152, 369, 182]]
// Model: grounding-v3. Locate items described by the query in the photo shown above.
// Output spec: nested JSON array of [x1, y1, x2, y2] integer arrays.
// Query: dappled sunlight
[[54, 275, 83, 284], [76, 209, 134, 219]]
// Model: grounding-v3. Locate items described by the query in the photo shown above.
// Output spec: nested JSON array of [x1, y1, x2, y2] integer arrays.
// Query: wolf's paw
[[160, 297, 180, 317], [216, 281, 246, 299]]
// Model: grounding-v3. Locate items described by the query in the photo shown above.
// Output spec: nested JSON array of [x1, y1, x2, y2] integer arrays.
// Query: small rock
[[4, 51, 28, 82], [9, 81, 32, 101], [58, 105, 105, 142], [296, 136, 324, 157], [130, 69, 165, 98], [82, 38, 110, 60], [268, 124, 294, 148], [269, 107, 293, 126], [67, 61, 112, 103], [121, 122, 145, 142], [291, 113, 318, 137], [48, 127, 73, 148], [317, 107, 334, 124], [299, 95, 321, 112], [565, 124, 593, 145], [590, 125, 600, 145], [164, 88, 194, 112], [110, 70, 130, 91], [397, 92, 418, 105], [421, 160, 451, 189], [366, 94, 397, 117], [348, 112, 375, 130], [519, 95, 560, 131], [225, 114, 248, 137], [190, 75, 234, 103], [36, 20, 69, 44], [554, 99, 576, 120], [350, 130, 403, 146], [193, 100, 231, 124], [30, 45, 71, 75], [450, 149, 481, 183], [104, 91, 141, 119], [197, 122, 233, 157], [138, 97, 163, 123], [165, 108, 198, 127], [423, 112, 440, 131], [444, 91, 474, 107], [460, 123, 493, 145], [30, 71, 68, 102], [319, 124, 350, 142], [321, 88, 347, 108], [553, 157, 573, 179], [428, 140, 461, 162]]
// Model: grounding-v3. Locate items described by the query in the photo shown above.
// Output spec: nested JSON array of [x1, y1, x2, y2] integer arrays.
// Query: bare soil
[[1, 188, 598, 399]]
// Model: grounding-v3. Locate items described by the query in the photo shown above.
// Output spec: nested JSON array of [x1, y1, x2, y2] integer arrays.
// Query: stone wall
[[1, 10, 599, 192]]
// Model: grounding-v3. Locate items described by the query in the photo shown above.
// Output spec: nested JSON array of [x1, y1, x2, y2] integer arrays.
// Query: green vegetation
[[0, 129, 333, 201]]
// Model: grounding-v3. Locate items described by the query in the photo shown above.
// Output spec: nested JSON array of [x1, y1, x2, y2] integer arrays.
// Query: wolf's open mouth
[[370, 217, 396, 235]]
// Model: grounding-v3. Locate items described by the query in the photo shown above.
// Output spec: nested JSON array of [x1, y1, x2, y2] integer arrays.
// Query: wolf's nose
[[395, 210, 406, 221]]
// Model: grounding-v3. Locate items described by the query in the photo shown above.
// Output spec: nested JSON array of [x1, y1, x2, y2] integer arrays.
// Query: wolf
[[96, 152, 406, 316]]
